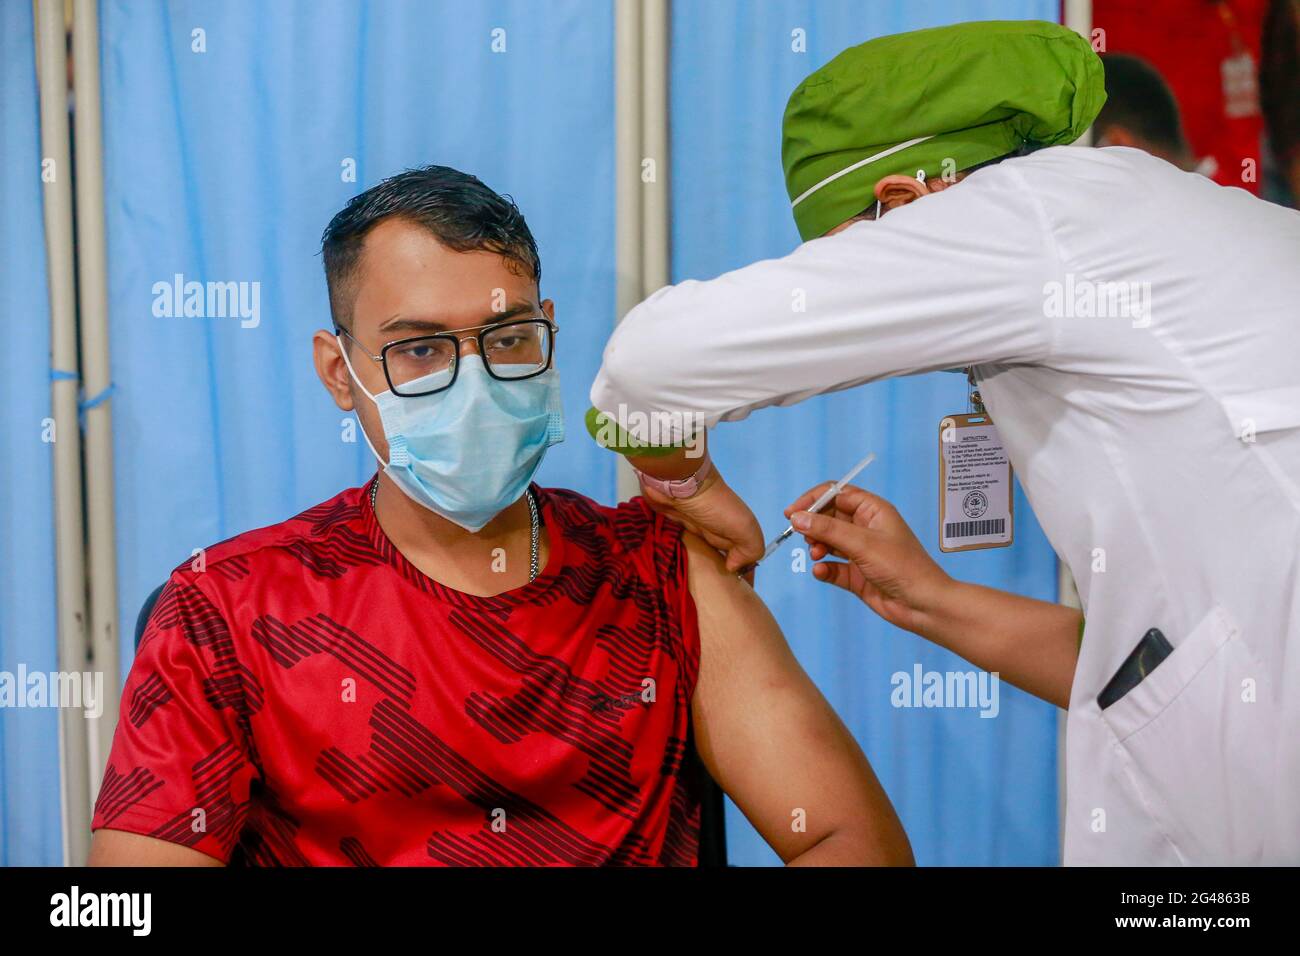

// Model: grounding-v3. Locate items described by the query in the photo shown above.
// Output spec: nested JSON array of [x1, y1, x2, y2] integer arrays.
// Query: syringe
[[744, 453, 876, 572]]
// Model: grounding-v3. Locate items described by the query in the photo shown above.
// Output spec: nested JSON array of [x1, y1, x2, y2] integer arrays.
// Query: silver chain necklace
[[369, 478, 539, 582]]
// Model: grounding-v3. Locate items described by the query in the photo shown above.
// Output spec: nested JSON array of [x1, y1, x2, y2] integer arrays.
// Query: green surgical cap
[[782, 20, 1106, 240]]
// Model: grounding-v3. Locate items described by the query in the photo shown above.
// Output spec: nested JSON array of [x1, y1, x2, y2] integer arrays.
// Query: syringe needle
[[741, 453, 877, 575]]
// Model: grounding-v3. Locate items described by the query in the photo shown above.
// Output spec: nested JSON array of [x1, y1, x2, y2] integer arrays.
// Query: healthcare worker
[[586, 20, 1300, 866]]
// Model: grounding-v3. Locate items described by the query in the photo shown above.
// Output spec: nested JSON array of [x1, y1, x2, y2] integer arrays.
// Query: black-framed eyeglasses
[[337, 317, 557, 397]]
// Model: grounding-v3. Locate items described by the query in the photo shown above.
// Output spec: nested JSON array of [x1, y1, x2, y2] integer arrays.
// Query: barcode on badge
[[944, 518, 1006, 539]]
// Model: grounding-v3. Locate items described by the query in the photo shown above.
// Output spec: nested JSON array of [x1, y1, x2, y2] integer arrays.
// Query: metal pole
[[640, 0, 670, 296], [1064, 0, 1095, 147], [72, 0, 121, 799], [35, 0, 93, 867], [1058, 0, 1092, 866], [614, 0, 644, 502]]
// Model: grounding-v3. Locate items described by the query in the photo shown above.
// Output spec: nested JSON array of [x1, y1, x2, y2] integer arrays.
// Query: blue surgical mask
[[337, 340, 564, 531]]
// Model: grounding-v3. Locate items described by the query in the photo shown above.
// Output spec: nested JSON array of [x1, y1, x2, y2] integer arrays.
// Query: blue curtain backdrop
[[87, 0, 1064, 866], [669, 0, 1062, 866], [0, 1, 63, 865], [99, 0, 615, 678]]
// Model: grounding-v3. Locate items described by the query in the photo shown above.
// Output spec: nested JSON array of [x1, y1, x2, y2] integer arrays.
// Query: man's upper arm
[[682, 533, 912, 864], [88, 828, 225, 867], [88, 575, 257, 865]]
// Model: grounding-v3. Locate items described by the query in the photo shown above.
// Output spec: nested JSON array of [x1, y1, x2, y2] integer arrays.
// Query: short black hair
[[1095, 54, 1189, 157], [321, 165, 541, 329], [960, 139, 1040, 175]]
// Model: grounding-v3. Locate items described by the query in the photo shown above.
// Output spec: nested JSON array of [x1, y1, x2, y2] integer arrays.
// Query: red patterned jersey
[[91, 482, 704, 866]]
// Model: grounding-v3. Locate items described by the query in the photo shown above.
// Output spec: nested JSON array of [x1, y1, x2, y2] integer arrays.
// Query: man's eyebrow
[[378, 303, 540, 335]]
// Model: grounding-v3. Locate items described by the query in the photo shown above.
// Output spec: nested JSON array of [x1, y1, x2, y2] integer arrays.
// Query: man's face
[[314, 217, 554, 462]]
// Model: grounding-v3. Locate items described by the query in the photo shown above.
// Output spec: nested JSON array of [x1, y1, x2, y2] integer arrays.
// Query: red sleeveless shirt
[[92, 483, 703, 866]]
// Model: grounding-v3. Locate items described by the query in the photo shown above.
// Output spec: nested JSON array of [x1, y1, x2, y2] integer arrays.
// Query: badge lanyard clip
[[966, 366, 985, 416], [939, 365, 1013, 552]]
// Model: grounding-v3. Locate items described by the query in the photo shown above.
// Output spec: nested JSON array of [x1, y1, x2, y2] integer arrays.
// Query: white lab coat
[[590, 145, 1300, 865]]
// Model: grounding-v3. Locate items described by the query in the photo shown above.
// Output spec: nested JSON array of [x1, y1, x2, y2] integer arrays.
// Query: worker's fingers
[[721, 515, 765, 571], [696, 526, 733, 556], [643, 494, 686, 524], [724, 540, 764, 573], [807, 539, 848, 562], [785, 483, 892, 539], [637, 465, 764, 577], [784, 482, 836, 518], [810, 559, 856, 593], [790, 508, 876, 561], [830, 484, 897, 526], [706, 534, 760, 579], [786, 482, 893, 524]]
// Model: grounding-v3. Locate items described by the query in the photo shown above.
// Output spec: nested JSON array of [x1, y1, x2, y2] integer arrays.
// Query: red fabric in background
[[1092, 0, 1267, 193]]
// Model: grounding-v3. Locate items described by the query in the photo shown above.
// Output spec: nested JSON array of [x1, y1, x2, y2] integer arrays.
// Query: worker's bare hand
[[640, 469, 763, 578], [786, 483, 952, 635]]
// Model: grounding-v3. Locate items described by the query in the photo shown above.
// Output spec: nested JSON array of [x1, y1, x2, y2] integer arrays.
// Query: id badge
[[938, 412, 1014, 552]]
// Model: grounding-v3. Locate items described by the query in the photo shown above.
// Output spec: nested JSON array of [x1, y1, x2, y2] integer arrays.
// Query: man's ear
[[1094, 126, 1137, 149], [873, 174, 930, 209], [312, 329, 356, 412]]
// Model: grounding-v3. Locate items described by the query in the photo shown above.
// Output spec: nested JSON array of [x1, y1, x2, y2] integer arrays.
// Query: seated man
[[88, 165, 911, 866]]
